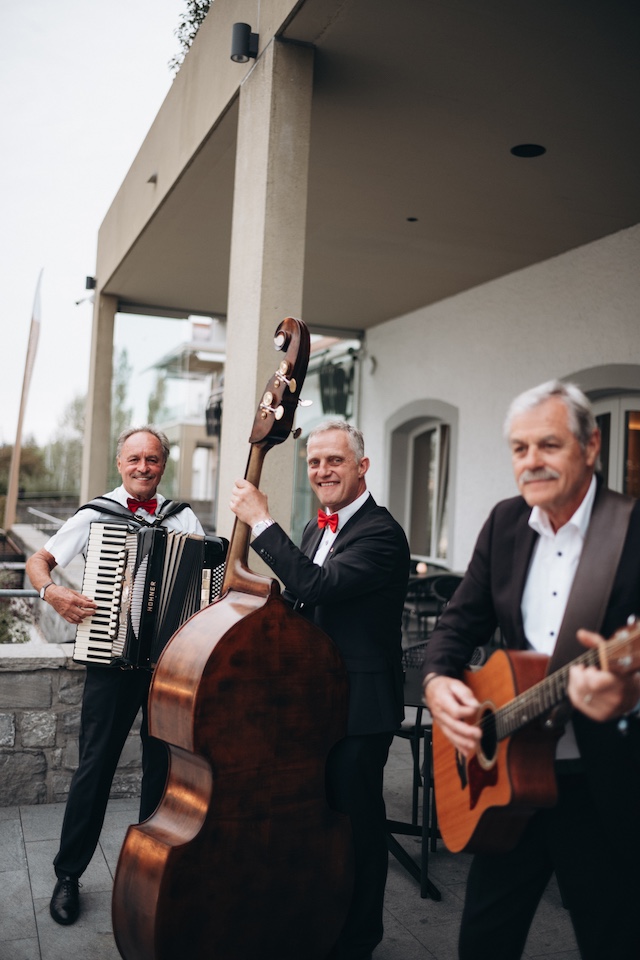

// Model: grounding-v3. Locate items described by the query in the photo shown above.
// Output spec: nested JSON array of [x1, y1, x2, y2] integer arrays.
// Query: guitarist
[[422, 380, 640, 960]]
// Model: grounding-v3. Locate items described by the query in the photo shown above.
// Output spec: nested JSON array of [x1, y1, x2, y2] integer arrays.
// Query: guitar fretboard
[[485, 625, 640, 742]]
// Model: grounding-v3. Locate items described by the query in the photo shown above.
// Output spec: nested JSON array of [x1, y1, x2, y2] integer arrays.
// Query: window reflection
[[624, 410, 640, 498]]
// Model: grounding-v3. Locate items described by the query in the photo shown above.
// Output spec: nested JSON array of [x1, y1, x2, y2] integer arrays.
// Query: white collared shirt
[[521, 475, 597, 758], [44, 485, 203, 568], [313, 489, 370, 567]]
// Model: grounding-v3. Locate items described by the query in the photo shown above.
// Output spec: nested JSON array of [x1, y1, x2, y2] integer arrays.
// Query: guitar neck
[[494, 623, 640, 741], [494, 649, 595, 741]]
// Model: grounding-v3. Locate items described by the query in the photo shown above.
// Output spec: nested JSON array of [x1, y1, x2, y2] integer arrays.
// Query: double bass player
[[231, 418, 410, 960]]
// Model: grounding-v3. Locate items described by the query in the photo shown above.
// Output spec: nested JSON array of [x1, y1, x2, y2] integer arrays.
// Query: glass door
[[593, 396, 640, 496]]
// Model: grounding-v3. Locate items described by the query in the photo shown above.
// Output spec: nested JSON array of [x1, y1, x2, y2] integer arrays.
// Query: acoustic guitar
[[432, 618, 640, 854]]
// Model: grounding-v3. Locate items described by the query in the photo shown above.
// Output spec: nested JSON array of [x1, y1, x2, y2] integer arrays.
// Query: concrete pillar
[[216, 39, 314, 538], [175, 428, 196, 498], [80, 293, 117, 502]]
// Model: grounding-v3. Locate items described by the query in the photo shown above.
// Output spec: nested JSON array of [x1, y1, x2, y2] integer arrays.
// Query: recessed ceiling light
[[510, 144, 546, 158]]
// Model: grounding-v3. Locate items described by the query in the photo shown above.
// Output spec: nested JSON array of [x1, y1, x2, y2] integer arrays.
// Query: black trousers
[[459, 770, 640, 960], [53, 665, 168, 879], [326, 731, 394, 960]]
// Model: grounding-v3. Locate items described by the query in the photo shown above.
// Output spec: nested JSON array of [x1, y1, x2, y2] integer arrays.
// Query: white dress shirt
[[521, 475, 597, 759], [44, 485, 204, 569], [313, 490, 371, 567]]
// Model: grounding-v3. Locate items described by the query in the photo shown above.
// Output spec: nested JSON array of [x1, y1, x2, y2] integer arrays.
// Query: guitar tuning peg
[[292, 427, 302, 440], [298, 398, 313, 407]]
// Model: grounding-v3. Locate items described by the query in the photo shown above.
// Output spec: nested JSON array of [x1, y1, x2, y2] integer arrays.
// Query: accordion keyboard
[[74, 523, 136, 664]]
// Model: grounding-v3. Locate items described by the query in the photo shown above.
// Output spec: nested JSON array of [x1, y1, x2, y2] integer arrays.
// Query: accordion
[[73, 522, 228, 669]]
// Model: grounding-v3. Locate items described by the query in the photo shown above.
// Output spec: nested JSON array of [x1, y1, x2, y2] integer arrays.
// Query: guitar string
[[477, 635, 633, 740]]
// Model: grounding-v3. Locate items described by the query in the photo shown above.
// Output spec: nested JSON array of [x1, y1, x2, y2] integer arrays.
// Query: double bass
[[112, 317, 353, 959]]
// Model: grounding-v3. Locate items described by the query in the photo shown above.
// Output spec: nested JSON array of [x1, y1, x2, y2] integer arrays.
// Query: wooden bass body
[[112, 318, 353, 959], [113, 586, 352, 959]]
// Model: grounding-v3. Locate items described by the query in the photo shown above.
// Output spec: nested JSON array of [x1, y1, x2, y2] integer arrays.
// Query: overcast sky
[[0, 0, 187, 447]]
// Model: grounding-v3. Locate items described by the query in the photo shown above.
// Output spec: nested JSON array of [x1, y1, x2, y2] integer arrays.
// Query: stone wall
[[0, 524, 143, 807], [0, 636, 144, 806]]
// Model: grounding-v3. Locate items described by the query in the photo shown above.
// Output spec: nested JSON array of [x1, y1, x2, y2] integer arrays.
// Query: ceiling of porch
[[106, 0, 640, 335]]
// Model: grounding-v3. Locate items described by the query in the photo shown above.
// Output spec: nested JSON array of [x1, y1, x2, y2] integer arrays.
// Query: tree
[[107, 348, 134, 489], [0, 439, 48, 496], [145, 371, 177, 496], [147, 372, 169, 424], [169, 1, 213, 75], [43, 394, 85, 494]]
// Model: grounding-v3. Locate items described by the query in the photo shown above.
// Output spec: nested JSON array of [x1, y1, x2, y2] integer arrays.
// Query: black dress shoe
[[50, 875, 80, 925]]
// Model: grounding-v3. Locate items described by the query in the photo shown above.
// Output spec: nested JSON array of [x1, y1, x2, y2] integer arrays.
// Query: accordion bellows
[[74, 522, 227, 668]]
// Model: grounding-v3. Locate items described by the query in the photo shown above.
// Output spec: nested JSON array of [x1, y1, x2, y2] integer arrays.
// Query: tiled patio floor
[[0, 736, 578, 960]]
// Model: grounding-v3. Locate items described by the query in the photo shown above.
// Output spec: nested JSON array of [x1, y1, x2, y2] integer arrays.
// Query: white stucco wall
[[360, 223, 640, 570]]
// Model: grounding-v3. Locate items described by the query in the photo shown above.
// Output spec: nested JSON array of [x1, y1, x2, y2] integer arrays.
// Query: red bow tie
[[318, 509, 338, 533], [127, 498, 157, 515]]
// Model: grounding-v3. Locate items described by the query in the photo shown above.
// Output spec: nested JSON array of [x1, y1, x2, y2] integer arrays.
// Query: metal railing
[[0, 559, 35, 598], [25, 506, 65, 533]]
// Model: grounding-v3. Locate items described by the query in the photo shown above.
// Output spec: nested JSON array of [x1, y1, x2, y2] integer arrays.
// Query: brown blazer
[[424, 484, 640, 856]]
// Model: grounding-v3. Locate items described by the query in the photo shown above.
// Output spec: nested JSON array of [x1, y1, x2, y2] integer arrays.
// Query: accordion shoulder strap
[[156, 500, 192, 521], [75, 496, 192, 526]]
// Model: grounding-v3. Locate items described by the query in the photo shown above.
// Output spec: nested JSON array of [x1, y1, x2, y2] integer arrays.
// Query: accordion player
[[73, 521, 228, 669]]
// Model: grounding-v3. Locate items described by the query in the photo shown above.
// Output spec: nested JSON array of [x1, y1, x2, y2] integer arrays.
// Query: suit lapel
[[547, 485, 635, 671], [325, 496, 377, 561], [511, 506, 539, 646], [303, 495, 377, 561], [300, 521, 324, 560]]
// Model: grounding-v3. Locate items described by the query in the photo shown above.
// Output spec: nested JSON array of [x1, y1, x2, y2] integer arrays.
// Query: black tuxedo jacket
[[424, 486, 640, 855], [252, 495, 410, 736]]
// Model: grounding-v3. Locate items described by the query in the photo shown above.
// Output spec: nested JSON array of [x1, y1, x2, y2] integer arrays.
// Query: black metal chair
[[429, 573, 463, 614], [402, 575, 441, 640], [386, 642, 440, 900]]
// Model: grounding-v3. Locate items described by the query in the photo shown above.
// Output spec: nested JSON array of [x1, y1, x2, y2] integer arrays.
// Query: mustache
[[519, 467, 561, 484]]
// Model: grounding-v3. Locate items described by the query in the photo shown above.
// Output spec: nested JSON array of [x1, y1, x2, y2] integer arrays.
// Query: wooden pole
[[4, 270, 43, 530]]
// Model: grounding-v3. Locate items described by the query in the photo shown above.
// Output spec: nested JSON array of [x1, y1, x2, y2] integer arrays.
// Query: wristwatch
[[39, 581, 54, 600], [252, 518, 275, 538]]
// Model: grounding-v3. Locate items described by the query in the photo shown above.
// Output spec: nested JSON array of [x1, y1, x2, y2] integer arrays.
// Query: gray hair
[[116, 426, 170, 463], [504, 380, 597, 449], [307, 419, 365, 462]]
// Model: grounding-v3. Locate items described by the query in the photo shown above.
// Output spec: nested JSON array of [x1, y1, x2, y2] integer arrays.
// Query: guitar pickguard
[[454, 750, 467, 789], [455, 750, 498, 809], [467, 754, 497, 809]]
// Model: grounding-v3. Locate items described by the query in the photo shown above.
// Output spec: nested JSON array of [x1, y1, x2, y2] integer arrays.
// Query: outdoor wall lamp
[[230, 22, 259, 63]]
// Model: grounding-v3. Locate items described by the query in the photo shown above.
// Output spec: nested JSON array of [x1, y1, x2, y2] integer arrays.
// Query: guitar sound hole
[[479, 708, 497, 764]]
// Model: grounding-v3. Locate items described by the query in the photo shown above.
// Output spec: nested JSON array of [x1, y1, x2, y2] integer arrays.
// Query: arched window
[[387, 400, 457, 565], [407, 421, 450, 559]]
